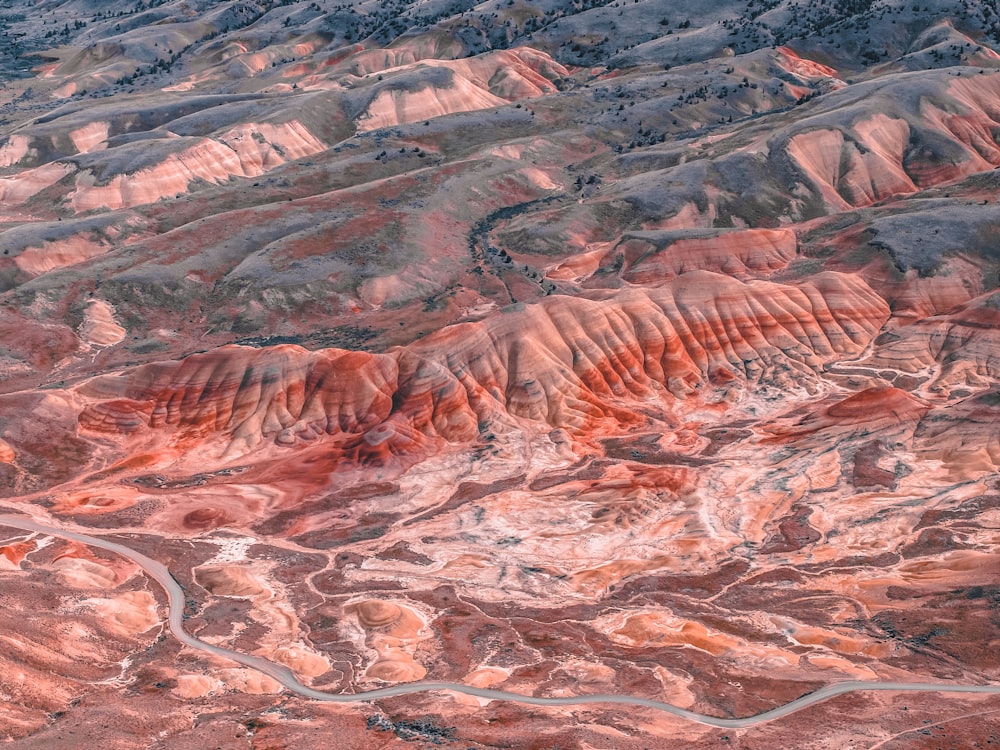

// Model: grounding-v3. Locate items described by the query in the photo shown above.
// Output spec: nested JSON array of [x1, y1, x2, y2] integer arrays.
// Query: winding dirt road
[[2, 513, 998, 729]]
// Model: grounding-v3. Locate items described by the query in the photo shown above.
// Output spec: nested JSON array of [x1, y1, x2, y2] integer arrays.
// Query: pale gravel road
[[2, 514, 998, 729]]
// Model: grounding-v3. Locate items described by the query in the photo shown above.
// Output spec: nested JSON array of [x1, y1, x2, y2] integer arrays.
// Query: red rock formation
[[78, 345, 400, 451], [68, 270, 888, 467], [604, 228, 797, 284], [763, 385, 929, 442], [825, 386, 928, 423]]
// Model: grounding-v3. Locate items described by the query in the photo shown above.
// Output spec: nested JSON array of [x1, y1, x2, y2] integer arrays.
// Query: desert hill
[[0, 0, 998, 747]]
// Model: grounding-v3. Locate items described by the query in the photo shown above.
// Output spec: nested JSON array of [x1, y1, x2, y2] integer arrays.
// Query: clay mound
[[350, 600, 424, 637], [77, 344, 403, 454], [0, 96, 332, 213], [77, 299, 126, 348], [0, 134, 32, 167], [335, 413, 449, 473], [882, 271, 979, 321], [764, 385, 929, 442], [343, 43, 565, 88], [83, 591, 159, 636], [194, 565, 269, 598], [772, 46, 844, 84], [490, 70, 1000, 272], [868, 290, 1000, 387], [408, 270, 888, 428], [10, 236, 110, 279], [610, 228, 797, 283], [354, 600, 402, 628], [335, 40, 460, 78], [0, 540, 35, 570], [271, 646, 329, 679], [182, 507, 237, 531], [50, 556, 119, 589], [0, 163, 73, 206], [549, 228, 796, 284], [347, 599, 428, 683], [78, 399, 153, 433], [825, 386, 928, 423], [914, 387, 1000, 477], [364, 658, 426, 682]]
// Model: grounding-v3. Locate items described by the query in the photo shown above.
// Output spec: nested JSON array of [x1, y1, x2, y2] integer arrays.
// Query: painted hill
[[0, 0, 999, 748]]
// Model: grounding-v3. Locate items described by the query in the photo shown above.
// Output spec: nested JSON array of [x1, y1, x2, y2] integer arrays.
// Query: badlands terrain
[[0, 0, 999, 746]]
